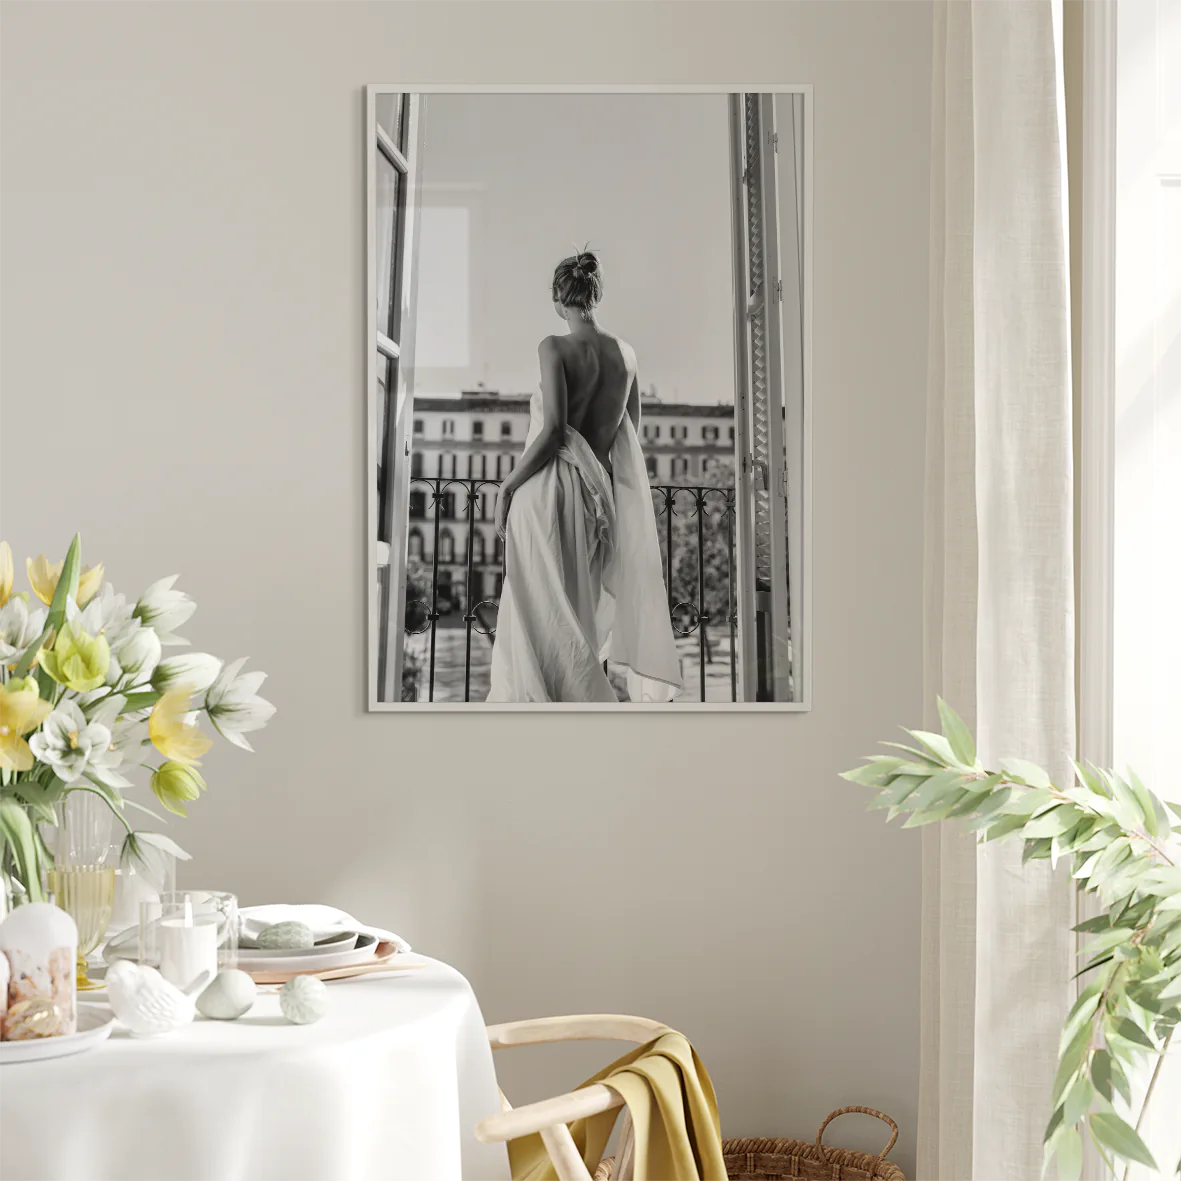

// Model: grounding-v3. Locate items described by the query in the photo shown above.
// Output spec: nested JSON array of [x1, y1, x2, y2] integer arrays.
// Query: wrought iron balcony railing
[[387, 476, 738, 703]]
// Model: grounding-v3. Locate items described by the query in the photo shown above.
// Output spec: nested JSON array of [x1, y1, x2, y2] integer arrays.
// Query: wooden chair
[[475, 1014, 669, 1181]]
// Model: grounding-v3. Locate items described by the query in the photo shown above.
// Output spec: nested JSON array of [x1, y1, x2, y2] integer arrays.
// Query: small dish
[[0, 1003, 116, 1065]]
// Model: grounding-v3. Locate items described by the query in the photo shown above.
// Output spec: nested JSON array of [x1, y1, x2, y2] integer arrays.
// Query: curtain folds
[[921, 3, 1076, 1178]]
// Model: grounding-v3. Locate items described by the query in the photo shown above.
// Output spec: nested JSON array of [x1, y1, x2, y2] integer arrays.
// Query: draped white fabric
[[488, 394, 682, 704], [921, 3, 1076, 1178]]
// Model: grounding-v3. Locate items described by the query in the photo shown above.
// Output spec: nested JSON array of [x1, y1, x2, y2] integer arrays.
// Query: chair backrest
[[478, 1014, 668, 1181]]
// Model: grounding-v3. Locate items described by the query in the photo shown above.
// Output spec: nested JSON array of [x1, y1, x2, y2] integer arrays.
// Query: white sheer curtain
[[921, 2, 1076, 1178]]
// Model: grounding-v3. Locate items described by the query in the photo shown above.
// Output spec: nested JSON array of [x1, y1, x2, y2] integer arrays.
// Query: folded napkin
[[238, 904, 410, 955]]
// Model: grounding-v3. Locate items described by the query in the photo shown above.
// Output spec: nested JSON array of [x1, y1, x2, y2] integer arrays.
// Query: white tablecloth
[[0, 955, 511, 1181]]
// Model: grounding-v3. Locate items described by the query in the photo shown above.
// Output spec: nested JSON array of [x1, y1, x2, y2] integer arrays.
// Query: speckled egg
[[257, 921, 315, 951], [197, 969, 257, 1020], [279, 975, 329, 1025]]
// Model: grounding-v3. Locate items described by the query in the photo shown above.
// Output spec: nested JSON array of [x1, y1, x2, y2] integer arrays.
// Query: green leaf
[[908, 729, 958, 766], [0, 799, 46, 902], [1055, 1128, 1083, 1181], [1052, 1021, 1091, 1105], [121, 690, 163, 712], [1062, 1076, 1093, 1128], [1002, 758, 1052, 789], [1089, 1113, 1158, 1170], [1091, 1049, 1114, 1102], [1126, 769, 1163, 837], [9, 778, 64, 826], [984, 812, 1031, 843], [1072, 915, 1112, 935], [1081, 928, 1135, 959], [1072, 759, 1111, 798], [1023, 806, 1083, 839], [1023, 837, 1054, 865], [842, 762, 894, 788], [1060, 982, 1103, 1050], [1109, 1016, 1155, 1050], [937, 698, 976, 765], [1107, 1052, 1133, 1105]]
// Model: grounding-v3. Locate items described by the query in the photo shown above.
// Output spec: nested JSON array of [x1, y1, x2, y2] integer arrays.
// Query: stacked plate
[[104, 927, 386, 982], [236, 931, 380, 978]]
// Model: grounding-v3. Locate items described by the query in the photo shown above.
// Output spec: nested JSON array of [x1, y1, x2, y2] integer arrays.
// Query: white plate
[[0, 1003, 115, 1065], [237, 930, 360, 958], [236, 932, 379, 975]]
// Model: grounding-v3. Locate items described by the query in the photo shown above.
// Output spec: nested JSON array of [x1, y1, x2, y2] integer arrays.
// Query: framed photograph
[[366, 86, 811, 710]]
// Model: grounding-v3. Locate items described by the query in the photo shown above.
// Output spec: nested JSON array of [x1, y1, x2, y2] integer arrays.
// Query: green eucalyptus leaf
[[909, 729, 959, 766], [1089, 1113, 1157, 1170], [1023, 837, 1054, 865], [1091, 1049, 1114, 1102], [1081, 928, 1135, 959], [937, 698, 976, 765], [1108, 1016, 1155, 1050], [1072, 759, 1111, 798], [842, 763, 893, 788], [1001, 758, 1052, 789], [1023, 806, 1083, 840], [1054, 1128, 1083, 1181], [1061, 1075, 1093, 1128], [985, 812, 1031, 843]]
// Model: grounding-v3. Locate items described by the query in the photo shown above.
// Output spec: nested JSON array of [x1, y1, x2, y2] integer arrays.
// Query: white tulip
[[27, 701, 112, 784], [72, 583, 137, 649], [151, 652, 222, 695], [0, 597, 46, 663], [206, 657, 276, 752], [133, 576, 195, 647], [115, 624, 162, 686]]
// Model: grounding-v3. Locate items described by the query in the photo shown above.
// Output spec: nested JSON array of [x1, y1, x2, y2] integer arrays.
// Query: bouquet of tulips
[[0, 534, 274, 905]]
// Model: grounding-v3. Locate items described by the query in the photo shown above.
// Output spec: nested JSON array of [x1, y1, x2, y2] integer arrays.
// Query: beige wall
[[0, 2, 932, 1172]]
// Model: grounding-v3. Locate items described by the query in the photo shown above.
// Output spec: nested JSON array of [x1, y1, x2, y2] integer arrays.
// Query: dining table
[[0, 953, 512, 1181]]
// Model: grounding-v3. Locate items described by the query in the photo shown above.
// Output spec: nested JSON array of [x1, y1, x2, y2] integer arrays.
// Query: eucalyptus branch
[[844, 699, 1181, 1181]]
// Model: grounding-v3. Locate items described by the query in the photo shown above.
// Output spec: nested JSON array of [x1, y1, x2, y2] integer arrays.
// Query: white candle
[[157, 898, 218, 992]]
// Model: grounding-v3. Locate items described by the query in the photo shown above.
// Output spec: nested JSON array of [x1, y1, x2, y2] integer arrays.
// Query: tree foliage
[[843, 701, 1181, 1181]]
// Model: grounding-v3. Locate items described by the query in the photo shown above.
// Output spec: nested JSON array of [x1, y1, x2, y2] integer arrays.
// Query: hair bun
[[576, 251, 599, 275]]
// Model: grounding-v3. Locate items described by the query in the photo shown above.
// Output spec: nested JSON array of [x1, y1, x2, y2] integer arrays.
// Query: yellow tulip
[[26, 554, 105, 607], [0, 542, 12, 606], [149, 685, 212, 766], [0, 677, 53, 772], [38, 621, 110, 693]]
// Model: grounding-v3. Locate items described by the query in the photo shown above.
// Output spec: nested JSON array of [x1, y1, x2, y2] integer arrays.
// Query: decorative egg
[[279, 975, 328, 1025], [257, 921, 315, 950], [197, 969, 257, 1020]]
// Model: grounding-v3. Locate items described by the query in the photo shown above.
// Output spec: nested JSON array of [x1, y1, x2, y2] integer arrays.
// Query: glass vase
[[48, 793, 116, 990]]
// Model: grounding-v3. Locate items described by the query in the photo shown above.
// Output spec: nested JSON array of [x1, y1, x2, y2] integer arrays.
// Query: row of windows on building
[[414, 418, 515, 440], [643, 423, 732, 443], [413, 417, 734, 445]]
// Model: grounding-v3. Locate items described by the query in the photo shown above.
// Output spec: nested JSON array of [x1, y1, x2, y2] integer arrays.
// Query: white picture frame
[[366, 84, 813, 712]]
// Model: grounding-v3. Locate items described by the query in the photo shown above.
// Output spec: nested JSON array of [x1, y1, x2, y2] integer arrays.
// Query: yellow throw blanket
[[507, 1031, 727, 1181]]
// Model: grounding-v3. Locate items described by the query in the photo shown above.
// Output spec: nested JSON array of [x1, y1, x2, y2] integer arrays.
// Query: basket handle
[[816, 1107, 899, 1165]]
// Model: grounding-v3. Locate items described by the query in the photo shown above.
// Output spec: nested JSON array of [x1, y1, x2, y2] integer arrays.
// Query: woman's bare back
[[548, 330, 636, 470]]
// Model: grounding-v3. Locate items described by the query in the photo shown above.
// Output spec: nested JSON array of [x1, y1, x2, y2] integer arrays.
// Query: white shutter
[[729, 93, 794, 701]]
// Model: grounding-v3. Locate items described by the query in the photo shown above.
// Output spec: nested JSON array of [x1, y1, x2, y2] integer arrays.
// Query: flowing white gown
[[487, 389, 683, 703]]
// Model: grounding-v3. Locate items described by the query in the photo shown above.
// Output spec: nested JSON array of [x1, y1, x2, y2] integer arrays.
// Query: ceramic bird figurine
[[105, 960, 211, 1037]]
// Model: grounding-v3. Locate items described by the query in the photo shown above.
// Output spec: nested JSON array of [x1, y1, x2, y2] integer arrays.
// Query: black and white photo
[[368, 88, 810, 708]]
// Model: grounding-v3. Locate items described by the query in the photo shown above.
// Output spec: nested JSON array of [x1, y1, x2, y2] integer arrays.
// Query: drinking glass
[[49, 793, 116, 990]]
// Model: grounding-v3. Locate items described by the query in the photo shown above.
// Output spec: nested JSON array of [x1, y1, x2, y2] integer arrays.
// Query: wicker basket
[[722, 1107, 905, 1181]]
